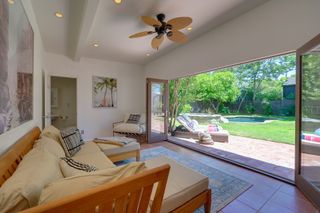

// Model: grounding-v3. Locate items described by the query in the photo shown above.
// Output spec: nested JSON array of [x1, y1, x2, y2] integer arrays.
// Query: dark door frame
[[146, 78, 169, 143]]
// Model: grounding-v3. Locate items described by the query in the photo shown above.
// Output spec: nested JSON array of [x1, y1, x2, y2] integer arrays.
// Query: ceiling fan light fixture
[[146, 53, 150, 56], [92, 43, 99, 47], [187, 26, 192, 31], [8, 0, 14, 5], [114, 0, 122, 4]]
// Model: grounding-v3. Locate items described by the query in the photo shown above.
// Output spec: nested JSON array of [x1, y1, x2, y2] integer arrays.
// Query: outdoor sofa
[[0, 126, 211, 213]]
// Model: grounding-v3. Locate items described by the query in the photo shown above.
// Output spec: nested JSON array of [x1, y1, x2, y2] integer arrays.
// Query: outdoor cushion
[[113, 123, 145, 134], [33, 137, 65, 158], [124, 113, 146, 124], [39, 162, 146, 205], [145, 156, 209, 213], [0, 149, 63, 212], [76, 141, 101, 155], [59, 157, 97, 177], [73, 151, 116, 170], [98, 141, 140, 156], [40, 125, 62, 145]]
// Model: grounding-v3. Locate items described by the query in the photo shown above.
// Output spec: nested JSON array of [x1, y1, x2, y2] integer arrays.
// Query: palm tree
[[107, 78, 117, 107], [94, 77, 110, 107]]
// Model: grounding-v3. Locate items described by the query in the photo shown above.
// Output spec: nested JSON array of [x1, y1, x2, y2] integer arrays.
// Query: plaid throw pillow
[[126, 114, 141, 124], [60, 127, 83, 157], [61, 157, 97, 172]]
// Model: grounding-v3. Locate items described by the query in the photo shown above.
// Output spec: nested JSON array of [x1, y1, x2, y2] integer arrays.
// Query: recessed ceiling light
[[55, 12, 63, 18], [8, 0, 14, 5], [187, 26, 192, 31], [114, 0, 122, 4], [92, 43, 99, 47], [146, 53, 150, 56]]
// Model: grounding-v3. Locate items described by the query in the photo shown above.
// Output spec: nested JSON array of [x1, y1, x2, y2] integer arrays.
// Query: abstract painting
[[92, 76, 117, 108], [0, 0, 34, 134]]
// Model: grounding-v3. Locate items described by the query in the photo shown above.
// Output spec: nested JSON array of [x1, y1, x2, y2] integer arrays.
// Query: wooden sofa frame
[[0, 127, 212, 213]]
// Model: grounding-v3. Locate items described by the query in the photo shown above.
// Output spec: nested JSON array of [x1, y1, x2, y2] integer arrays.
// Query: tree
[[191, 71, 240, 113], [233, 54, 296, 102], [168, 77, 194, 132]]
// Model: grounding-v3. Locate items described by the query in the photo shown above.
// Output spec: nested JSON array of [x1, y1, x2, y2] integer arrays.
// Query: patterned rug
[[120, 147, 252, 212]]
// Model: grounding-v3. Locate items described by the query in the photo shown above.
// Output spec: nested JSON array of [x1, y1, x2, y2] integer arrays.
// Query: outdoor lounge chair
[[174, 115, 229, 142]]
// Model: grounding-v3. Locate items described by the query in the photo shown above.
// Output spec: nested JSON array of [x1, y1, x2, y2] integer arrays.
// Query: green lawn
[[220, 117, 295, 144]]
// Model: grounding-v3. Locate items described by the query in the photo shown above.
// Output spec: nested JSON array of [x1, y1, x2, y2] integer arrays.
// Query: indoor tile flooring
[[141, 142, 319, 213]]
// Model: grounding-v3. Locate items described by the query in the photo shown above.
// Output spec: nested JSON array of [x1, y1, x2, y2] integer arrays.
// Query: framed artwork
[[92, 76, 117, 108], [0, 0, 34, 135]]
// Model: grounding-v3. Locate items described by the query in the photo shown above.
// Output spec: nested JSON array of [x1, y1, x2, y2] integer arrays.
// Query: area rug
[[121, 147, 252, 212]]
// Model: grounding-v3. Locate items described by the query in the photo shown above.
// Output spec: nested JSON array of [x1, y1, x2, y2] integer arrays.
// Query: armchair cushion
[[113, 123, 145, 134], [124, 113, 146, 124]]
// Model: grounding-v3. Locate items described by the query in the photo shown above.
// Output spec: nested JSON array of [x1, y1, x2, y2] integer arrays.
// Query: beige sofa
[[0, 126, 211, 213]]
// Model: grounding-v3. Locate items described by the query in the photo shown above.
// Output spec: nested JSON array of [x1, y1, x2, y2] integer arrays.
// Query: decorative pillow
[[0, 149, 63, 212], [59, 127, 83, 157], [40, 125, 62, 144], [34, 137, 65, 158], [39, 162, 146, 204], [126, 114, 141, 124], [60, 157, 97, 175]]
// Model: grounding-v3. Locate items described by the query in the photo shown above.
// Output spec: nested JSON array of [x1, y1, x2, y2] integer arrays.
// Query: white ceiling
[[32, 0, 269, 64]]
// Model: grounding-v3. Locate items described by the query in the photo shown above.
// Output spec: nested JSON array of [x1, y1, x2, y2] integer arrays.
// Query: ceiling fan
[[129, 13, 192, 50]]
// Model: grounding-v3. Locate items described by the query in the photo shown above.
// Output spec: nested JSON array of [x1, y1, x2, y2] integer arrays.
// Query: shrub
[[262, 101, 273, 115], [181, 104, 192, 113], [219, 106, 230, 114], [245, 103, 255, 114]]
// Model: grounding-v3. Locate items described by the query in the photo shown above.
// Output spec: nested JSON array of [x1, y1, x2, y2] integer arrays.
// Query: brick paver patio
[[169, 135, 295, 181]]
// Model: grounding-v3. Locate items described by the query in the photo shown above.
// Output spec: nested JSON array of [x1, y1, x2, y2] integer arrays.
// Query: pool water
[[227, 116, 272, 123]]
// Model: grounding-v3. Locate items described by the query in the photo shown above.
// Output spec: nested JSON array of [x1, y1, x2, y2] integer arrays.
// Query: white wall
[[0, 0, 44, 154], [43, 53, 145, 140], [145, 0, 320, 79]]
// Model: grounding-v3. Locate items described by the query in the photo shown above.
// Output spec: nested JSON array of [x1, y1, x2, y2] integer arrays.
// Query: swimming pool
[[226, 116, 274, 123]]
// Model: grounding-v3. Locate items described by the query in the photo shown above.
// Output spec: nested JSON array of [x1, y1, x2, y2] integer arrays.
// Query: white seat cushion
[[113, 123, 145, 134], [145, 156, 209, 213], [98, 142, 140, 156]]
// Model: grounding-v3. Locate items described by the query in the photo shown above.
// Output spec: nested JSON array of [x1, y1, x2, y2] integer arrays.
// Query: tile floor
[[141, 142, 319, 213]]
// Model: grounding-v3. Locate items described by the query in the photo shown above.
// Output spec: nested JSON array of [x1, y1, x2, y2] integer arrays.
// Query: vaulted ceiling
[[32, 0, 269, 64]]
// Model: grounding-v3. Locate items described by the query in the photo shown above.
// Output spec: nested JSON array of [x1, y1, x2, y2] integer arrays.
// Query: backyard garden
[[169, 53, 296, 144]]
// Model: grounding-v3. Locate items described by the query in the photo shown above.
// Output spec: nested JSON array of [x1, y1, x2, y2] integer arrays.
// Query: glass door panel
[[296, 33, 320, 208], [147, 79, 168, 143]]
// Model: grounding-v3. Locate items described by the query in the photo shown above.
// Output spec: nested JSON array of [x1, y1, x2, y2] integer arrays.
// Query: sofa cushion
[[124, 113, 146, 124], [60, 127, 83, 157], [113, 123, 145, 134], [98, 141, 140, 156], [126, 114, 141, 124], [60, 157, 97, 177], [145, 156, 209, 213], [33, 137, 65, 158], [40, 125, 62, 144], [75, 141, 101, 155], [39, 162, 146, 205], [73, 151, 115, 170], [0, 149, 63, 212]]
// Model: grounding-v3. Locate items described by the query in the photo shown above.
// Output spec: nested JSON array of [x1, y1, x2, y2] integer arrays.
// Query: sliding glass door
[[146, 78, 169, 143], [296, 33, 320, 208]]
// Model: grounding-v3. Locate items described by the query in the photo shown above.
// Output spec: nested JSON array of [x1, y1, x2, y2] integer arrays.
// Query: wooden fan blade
[[151, 35, 164, 49], [129, 31, 154, 38], [141, 16, 161, 27], [167, 17, 192, 30], [167, 31, 188, 43]]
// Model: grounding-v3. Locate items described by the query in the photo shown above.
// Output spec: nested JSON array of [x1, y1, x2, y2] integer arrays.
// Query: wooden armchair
[[113, 113, 147, 143]]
